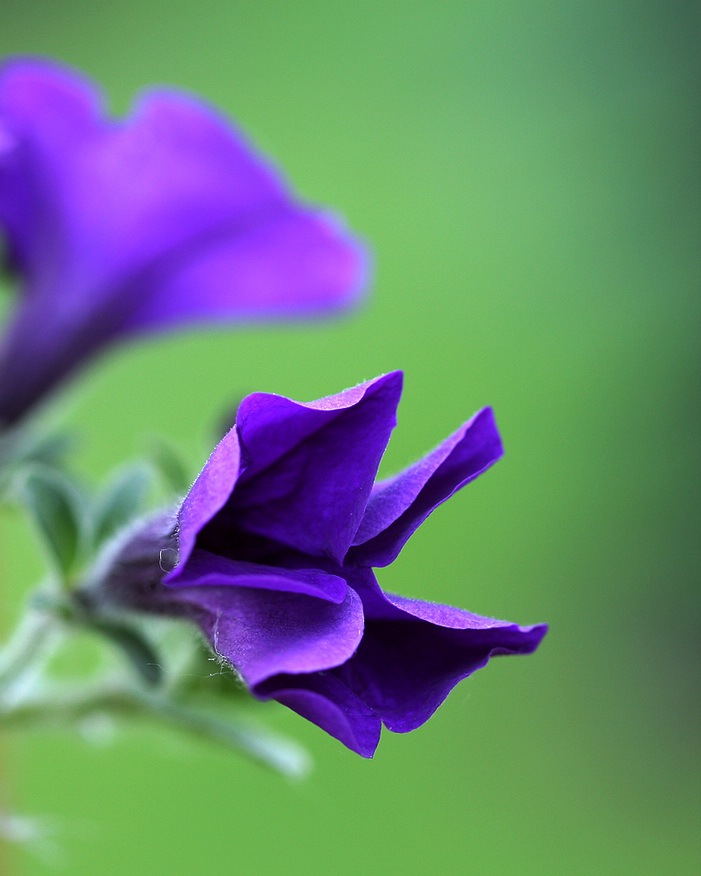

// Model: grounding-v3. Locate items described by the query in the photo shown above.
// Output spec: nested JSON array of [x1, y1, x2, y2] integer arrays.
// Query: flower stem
[[1, 681, 310, 777], [0, 600, 65, 708]]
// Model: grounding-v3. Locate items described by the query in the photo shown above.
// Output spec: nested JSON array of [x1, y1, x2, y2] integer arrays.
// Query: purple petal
[[166, 548, 348, 603], [256, 673, 382, 758], [122, 207, 367, 331], [0, 59, 101, 277], [338, 570, 547, 732], [338, 615, 547, 734], [348, 407, 503, 567], [173, 425, 242, 572], [169, 584, 365, 689], [0, 59, 366, 424], [218, 372, 403, 563]]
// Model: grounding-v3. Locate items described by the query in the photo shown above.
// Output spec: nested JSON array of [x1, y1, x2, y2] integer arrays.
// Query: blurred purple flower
[[0, 59, 366, 425], [143, 372, 546, 757]]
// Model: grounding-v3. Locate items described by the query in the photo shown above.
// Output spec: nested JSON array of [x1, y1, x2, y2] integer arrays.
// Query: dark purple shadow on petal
[[348, 407, 503, 567], [336, 569, 547, 732], [256, 673, 382, 758], [213, 372, 403, 563], [165, 548, 348, 603], [333, 614, 548, 733]]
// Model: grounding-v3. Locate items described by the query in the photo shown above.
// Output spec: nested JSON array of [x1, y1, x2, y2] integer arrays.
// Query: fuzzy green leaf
[[21, 466, 86, 579]]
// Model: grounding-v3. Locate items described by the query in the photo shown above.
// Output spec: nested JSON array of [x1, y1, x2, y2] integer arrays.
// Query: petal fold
[[170, 584, 365, 689], [349, 407, 503, 566], [256, 673, 382, 758], [336, 614, 547, 733], [336, 569, 547, 733], [166, 548, 348, 603], [220, 372, 403, 563]]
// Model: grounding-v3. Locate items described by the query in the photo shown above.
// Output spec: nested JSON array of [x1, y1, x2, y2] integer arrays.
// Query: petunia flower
[[0, 59, 366, 426], [99, 372, 547, 757]]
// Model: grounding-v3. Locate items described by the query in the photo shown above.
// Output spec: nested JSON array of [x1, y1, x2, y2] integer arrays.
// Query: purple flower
[[151, 372, 547, 757], [0, 59, 365, 425]]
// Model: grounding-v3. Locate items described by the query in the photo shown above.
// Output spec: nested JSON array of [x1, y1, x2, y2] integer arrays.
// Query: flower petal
[[256, 673, 382, 758], [123, 207, 367, 331], [166, 548, 348, 603], [349, 406, 503, 567], [217, 372, 403, 563], [170, 584, 365, 688], [0, 59, 366, 424], [173, 425, 242, 571], [338, 570, 547, 732], [0, 59, 101, 277]]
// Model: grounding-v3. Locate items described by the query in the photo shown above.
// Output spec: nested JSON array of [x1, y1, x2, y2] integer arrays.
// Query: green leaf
[[147, 438, 191, 496], [93, 465, 152, 547], [23, 430, 77, 468], [91, 620, 163, 686], [20, 465, 86, 580], [0, 425, 76, 492]]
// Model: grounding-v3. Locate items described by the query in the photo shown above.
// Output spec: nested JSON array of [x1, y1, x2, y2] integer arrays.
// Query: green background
[[1, 1, 699, 873]]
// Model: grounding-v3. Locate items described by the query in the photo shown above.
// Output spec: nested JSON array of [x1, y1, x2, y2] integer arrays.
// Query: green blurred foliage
[[1, 1, 699, 874]]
